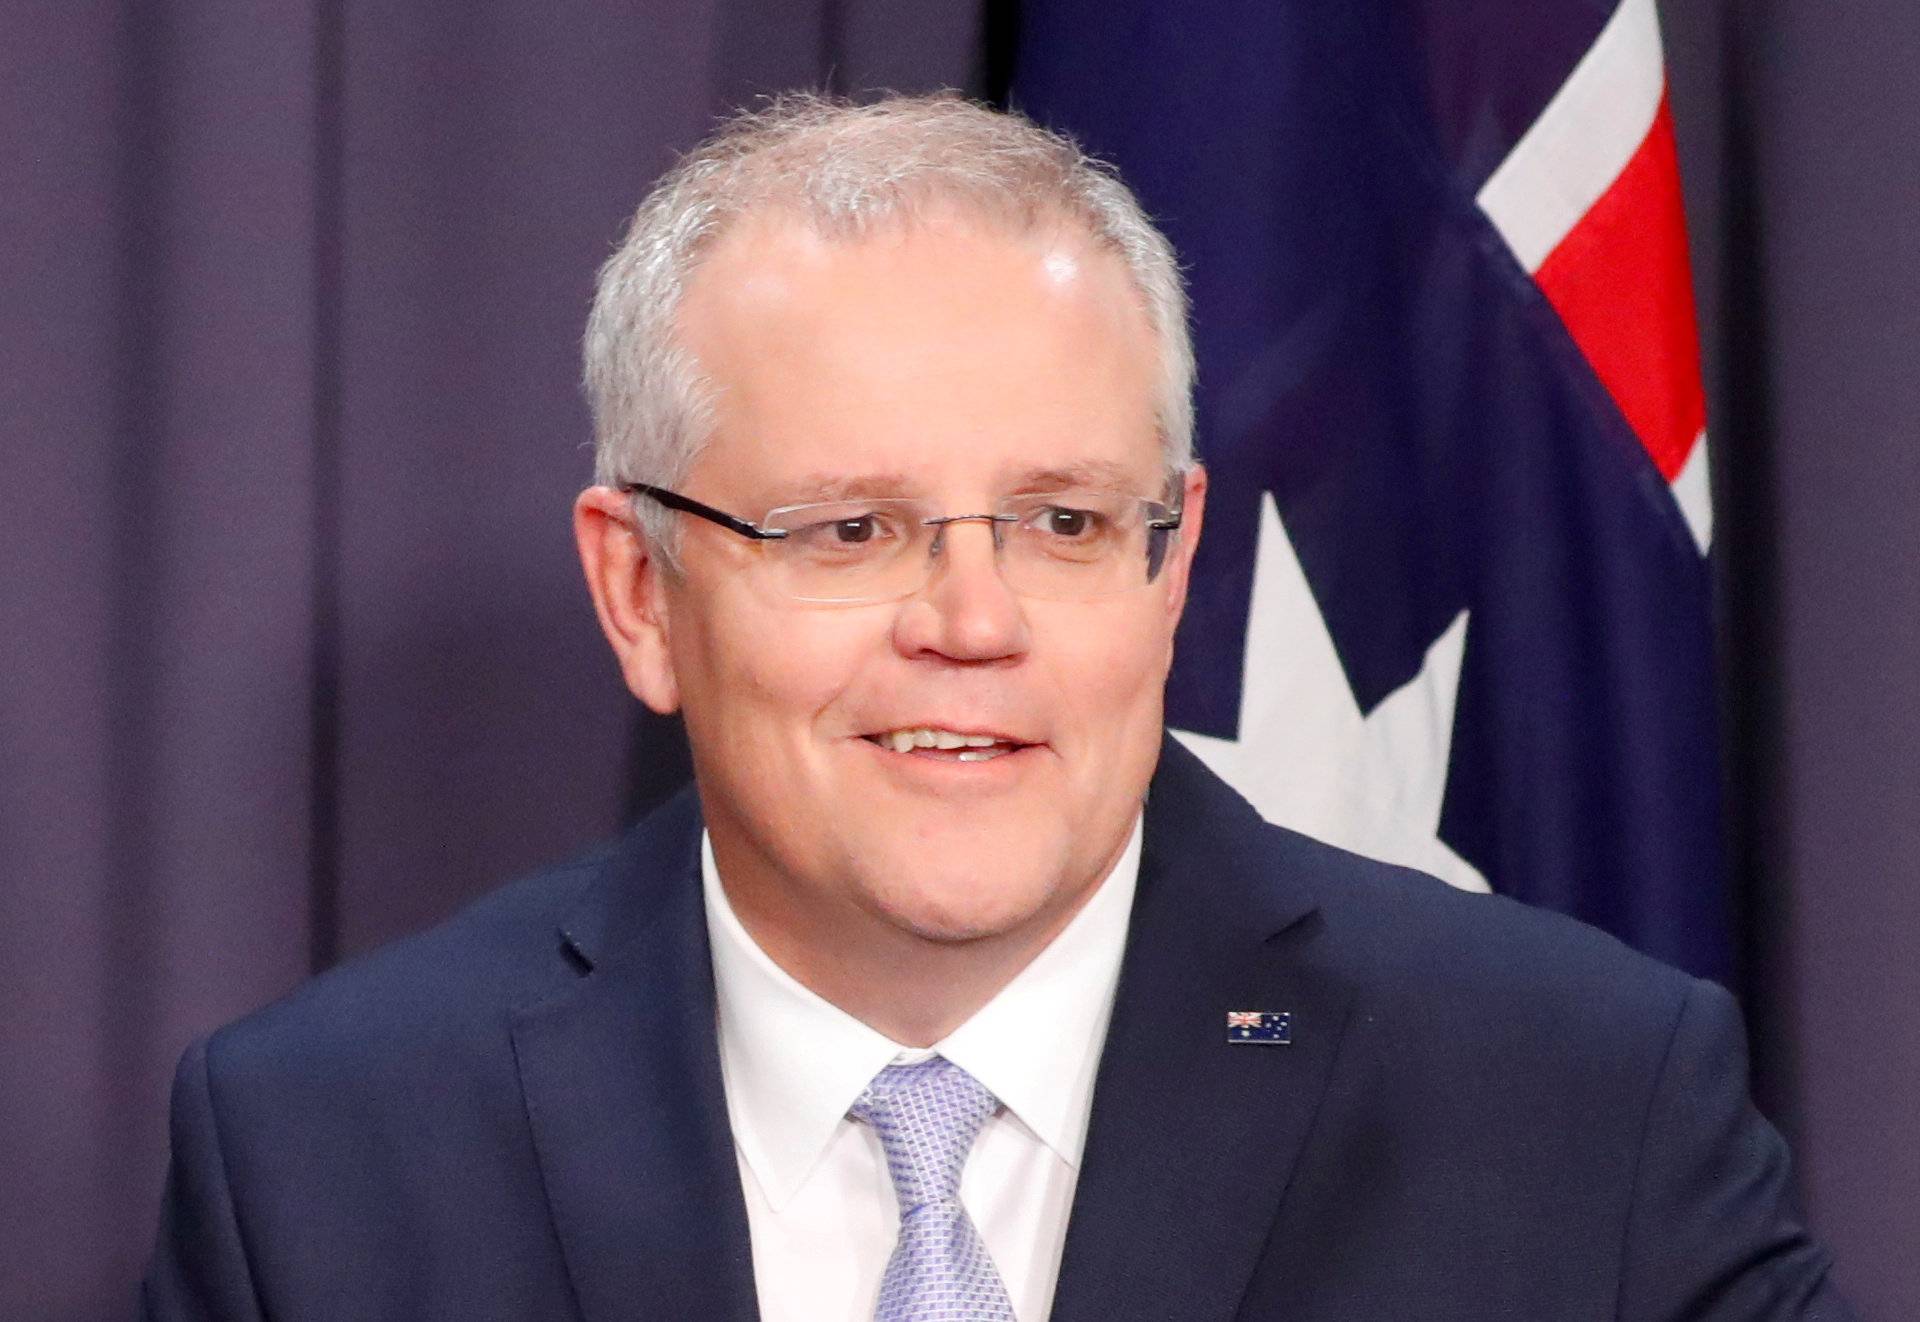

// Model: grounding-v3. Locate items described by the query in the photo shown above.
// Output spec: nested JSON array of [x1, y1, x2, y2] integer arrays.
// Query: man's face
[[624, 213, 1202, 970]]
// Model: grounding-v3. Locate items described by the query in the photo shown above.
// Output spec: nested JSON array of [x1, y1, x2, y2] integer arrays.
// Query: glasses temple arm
[[619, 482, 789, 541]]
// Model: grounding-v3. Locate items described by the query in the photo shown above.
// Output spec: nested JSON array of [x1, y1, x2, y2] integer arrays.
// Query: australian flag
[[1227, 1011, 1294, 1046], [1013, 0, 1728, 980]]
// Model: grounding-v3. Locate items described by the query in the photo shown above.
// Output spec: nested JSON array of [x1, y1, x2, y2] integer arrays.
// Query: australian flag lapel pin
[[1227, 1010, 1292, 1045]]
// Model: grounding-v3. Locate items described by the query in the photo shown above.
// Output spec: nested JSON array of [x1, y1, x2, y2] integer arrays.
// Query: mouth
[[860, 725, 1038, 763]]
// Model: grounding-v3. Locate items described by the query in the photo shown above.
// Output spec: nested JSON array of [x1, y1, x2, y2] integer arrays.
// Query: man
[[145, 95, 1850, 1320]]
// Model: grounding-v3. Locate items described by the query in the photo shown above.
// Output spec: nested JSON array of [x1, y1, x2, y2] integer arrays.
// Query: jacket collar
[[1049, 736, 1351, 1322], [511, 786, 761, 1322]]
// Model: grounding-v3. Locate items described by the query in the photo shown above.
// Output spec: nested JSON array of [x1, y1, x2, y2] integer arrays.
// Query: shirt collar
[[703, 817, 1141, 1211]]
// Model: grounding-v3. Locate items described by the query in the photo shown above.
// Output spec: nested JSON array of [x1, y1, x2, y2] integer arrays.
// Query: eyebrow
[[1005, 460, 1142, 493], [781, 459, 1149, 505], [781, 472, 919, 504]]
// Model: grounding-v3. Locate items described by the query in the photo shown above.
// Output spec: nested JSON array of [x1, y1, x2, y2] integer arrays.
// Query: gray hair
[[582, 92, 1195, 551]]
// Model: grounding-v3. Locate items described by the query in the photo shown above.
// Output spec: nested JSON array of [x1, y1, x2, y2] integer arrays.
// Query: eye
[[1043, 507, 1094, 537], [784, 507, 907, 556], [1027, 503, 1112, 540], [1012, 495, 1128, 564]]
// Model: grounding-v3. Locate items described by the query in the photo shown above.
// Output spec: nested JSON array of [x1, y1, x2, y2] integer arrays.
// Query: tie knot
[[850, 1056, 998, 1213]]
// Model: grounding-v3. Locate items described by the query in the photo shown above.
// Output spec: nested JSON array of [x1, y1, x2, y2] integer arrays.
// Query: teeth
[[875, 726, 1016, 753]]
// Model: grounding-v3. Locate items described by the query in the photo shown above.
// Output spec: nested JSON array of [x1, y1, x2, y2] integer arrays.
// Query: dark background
[[1, 2, 1913, 1316]]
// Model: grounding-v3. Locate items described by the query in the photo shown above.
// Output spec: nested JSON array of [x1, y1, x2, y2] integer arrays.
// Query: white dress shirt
[[701, 819, 1141, 1322]]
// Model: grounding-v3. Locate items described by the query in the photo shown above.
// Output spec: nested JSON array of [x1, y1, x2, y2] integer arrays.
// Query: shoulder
[[1264, 822, 1702, 1072], [197, 844, 613, 1093], [1147, 735, 1702, 1057], [1313, 829, 1687, 998]]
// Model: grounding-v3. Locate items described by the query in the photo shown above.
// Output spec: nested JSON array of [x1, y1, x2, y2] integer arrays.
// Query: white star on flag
[[1175, 492, 1489, 893]]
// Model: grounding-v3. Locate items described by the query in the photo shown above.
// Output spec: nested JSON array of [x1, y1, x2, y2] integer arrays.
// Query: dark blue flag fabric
[[1013, 0, 1728, 980]]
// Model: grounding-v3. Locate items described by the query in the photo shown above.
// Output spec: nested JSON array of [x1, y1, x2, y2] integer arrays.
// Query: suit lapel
[[1051, 740, 1357, 1322], [510, 790, 759, 1322]]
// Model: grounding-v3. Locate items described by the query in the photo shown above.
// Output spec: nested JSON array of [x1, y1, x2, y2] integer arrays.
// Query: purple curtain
[[1, 1, 1913, 1316], [1663, 3, 1920, 1314], [0, 3, 980, 1316]]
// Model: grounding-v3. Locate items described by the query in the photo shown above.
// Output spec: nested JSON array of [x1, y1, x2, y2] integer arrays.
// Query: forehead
[[675, 211, 1163, 498]]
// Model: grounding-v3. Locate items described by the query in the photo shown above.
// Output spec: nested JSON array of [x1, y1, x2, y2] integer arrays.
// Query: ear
[[1159, 464, 1208, 628], [574, 486, 681, 714]]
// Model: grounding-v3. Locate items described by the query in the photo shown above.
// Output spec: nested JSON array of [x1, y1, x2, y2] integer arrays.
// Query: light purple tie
[[850, 1056, 1019, 1321]]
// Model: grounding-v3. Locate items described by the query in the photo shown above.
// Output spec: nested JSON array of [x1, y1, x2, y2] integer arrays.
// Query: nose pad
[[913, 514, 1021, 610], [926, 513, 1007, 561]]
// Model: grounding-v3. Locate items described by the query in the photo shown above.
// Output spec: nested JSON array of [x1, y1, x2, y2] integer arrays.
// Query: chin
[[865, 862, 1064, 947]]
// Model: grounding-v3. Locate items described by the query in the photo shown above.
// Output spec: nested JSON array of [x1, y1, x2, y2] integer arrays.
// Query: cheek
[[674, 596, 879, 744], [1042, 606, 1175, 731]]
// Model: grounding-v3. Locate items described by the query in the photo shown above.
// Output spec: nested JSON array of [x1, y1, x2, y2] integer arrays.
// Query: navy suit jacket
[[144, 739, 1851, 1319]]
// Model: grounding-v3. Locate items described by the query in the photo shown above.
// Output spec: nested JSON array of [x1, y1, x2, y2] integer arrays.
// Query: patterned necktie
[[850, 1055, 1019, 1321]]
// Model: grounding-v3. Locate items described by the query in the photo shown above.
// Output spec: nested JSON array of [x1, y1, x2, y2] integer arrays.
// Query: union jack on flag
[[1018, 0, 1725, 979]]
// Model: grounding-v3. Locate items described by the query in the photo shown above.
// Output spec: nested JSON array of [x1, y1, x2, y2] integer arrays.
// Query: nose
[[890, 516, 1030, 663]]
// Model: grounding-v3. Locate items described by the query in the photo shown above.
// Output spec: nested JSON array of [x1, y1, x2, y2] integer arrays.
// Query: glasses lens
[[763, 499, 931, 603], [998, 492, 1166, 601], [757, 492, 1175, 604]]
